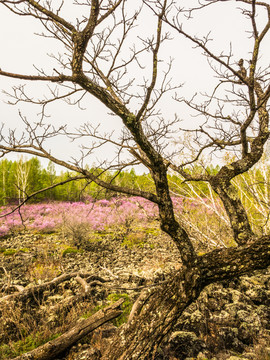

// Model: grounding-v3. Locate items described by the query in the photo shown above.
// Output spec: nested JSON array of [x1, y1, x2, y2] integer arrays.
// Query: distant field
[[0, 196, 234, 250], [0, 197, 159, 237]]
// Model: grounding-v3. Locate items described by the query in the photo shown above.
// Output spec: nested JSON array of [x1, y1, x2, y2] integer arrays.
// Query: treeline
[[1, 156, 268, 206], [0, 157, 155, 205]]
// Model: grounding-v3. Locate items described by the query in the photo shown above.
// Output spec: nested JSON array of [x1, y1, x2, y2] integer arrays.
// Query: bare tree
[[0, 0, 269, 358], [15, 156, 31, 203]]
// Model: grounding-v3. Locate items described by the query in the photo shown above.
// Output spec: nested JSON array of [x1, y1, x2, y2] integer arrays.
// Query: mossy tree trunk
[[102, 235, 270, 360]]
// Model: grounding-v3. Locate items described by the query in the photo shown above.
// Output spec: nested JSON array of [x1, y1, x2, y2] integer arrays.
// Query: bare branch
[[0, 175, 88, 218]]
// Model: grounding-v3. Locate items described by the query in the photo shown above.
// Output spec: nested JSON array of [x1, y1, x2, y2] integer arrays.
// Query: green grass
[[2, 249, 17, 256], [0, 332, 61, 359], [61, 247, 83, 256], [144, 227, 160, 236], [0, 248, 30, 256], [107, 293, 133, 327], [121, 233, 146, 248], [81, 293, 133, 327]]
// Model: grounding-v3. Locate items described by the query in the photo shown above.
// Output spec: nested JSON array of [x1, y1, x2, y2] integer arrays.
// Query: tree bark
[[210, 179, 254, 245], [102, 235, 270, 360], [12, 298, 124, 360]]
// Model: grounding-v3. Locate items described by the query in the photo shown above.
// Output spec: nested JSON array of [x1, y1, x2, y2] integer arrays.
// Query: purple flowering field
[[0, 196, 230, 248], [0, 197, 169, 238]]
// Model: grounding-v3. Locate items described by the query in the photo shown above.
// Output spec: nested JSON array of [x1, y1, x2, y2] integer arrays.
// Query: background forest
[[1, 155, 270, 244], [1, 155, 270, 360], [1, 156, 269, 205], [0, 157, 154, 203]]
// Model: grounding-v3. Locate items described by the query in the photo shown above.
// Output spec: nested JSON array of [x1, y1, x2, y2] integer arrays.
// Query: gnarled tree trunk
[[102, 235, 270, 360]]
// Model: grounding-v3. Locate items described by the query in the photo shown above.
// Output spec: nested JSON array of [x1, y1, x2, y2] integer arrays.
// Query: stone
[[166, 331, 205, 360]]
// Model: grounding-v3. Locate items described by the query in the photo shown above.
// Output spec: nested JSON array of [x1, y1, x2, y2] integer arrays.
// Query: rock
[[69, 346, 101, 360], [216, 327, 245, 353], [170, 266, 270, 359], [1, 230, 270, 360], [165, 331, 205, 360], [178, 308, 207, 336], [196, 353, 214, 360], [255, 305, 270, 328]]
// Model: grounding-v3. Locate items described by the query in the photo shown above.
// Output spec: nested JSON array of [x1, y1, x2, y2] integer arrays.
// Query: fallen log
[[0, 272, 92, 304], [12, 298, 124, 360]]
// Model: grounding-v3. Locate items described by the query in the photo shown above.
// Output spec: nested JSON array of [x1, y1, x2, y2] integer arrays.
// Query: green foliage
[[2, 249, 17, 256], [88, 231, 113, 242], [122, 232, 146, 248], [19, 248, 30, 253], [107, 293, 132, 327], [28, 261, 62, 282], [81, 293, 132, 327], [144, 227, 160, 236], [93, 230, 111, 238], [81, 303, 104, 319], [61, 247, 83, 256], [0, 157, 221, 204], [1, 248, 29, 256], [0, 332, 61, 359], [232, 159, 270, 235], [0, 158, 155, 203]]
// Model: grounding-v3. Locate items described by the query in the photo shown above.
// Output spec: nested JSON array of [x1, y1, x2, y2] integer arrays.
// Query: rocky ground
[[0, 229, 270, 360]]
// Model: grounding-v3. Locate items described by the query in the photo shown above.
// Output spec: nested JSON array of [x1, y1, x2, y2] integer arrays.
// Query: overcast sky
[[0, 1, 269, 172]]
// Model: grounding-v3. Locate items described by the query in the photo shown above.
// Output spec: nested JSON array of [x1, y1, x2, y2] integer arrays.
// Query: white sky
[[0, 1, 269, 172]]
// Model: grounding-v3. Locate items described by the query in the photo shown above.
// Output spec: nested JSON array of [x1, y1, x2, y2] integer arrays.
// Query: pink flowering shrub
[[0, 197, 159, 238], [0, 196, 230, 248]]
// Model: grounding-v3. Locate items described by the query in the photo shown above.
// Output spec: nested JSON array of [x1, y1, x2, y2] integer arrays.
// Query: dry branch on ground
[[11, 298, 124, 360]]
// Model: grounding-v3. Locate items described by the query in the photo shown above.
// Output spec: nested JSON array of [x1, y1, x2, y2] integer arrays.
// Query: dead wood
[[11, 298, 124, 360], [40, 293, 90, 319], [75, 275, 91, 294], [0, 272, 92, 304]]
